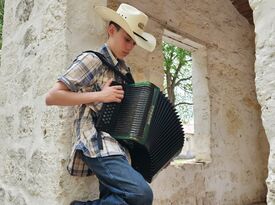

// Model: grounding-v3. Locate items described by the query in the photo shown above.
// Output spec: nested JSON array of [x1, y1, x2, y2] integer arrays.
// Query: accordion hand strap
[[84, 50, 135, 84]]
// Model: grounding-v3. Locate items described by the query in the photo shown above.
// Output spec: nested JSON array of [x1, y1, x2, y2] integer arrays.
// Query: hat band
[[134, 32, 148, 42]]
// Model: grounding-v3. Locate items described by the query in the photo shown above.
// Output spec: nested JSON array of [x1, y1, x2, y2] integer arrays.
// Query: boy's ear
[[107, 24, 116, 37]]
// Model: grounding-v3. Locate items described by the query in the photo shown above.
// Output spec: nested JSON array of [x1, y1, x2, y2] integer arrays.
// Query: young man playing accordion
[[46, 3, 156, 205]]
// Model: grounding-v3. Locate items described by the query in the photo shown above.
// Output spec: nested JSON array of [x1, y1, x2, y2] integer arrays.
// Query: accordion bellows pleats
[[96, 82, 185, 182]]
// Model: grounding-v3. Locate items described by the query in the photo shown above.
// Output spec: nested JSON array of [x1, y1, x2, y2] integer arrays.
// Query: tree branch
[[171, 61, 183, 86], [175, 102, 193, 106], [175, 76, 192, 86]]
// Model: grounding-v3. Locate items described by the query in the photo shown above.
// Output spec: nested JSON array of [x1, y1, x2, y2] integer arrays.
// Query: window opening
[[162, 29, 210, 164]]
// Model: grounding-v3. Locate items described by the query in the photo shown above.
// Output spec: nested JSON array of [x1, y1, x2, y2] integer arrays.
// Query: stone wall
[[0, 0, 269, 205], [0, 0, 67, 204], [249, 0, 275, 204]]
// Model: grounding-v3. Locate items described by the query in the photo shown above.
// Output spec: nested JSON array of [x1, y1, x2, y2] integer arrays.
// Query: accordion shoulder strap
[[82, 50, 135, 150], [84, 50, 134, 84]]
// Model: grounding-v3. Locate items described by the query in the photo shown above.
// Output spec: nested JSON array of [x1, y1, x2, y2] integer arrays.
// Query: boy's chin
[[118, 54, 127, 59]]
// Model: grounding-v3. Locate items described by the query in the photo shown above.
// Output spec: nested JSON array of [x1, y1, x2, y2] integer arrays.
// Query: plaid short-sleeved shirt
[[58, 44, 131, 176]]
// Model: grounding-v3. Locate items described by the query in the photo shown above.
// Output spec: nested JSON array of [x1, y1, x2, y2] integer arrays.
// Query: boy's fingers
[[112, 85, 123, 90]]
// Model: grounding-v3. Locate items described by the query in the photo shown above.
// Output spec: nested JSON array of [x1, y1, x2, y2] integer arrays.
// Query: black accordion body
[[96, 82, 185, 182]]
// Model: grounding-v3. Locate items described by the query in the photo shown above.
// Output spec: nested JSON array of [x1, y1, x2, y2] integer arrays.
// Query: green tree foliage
[[0, 0, 4, 48], [162, 41, 193, 124]]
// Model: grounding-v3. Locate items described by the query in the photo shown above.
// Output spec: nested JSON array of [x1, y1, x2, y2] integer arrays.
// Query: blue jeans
[[81, 154, 153, 205]]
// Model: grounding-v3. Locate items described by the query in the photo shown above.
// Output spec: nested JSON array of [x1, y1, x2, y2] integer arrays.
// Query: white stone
[[249, 0, 275, 204]]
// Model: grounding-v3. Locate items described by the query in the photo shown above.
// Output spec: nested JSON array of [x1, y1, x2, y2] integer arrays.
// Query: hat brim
[[95, 6, 156, 52]]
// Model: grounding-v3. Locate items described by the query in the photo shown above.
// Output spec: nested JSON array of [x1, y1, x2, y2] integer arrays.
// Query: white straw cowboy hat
[[94, 3, 156, 52]]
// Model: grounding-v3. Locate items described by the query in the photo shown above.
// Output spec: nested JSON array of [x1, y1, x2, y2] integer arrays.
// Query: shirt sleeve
[[58, 53, 102, 92]]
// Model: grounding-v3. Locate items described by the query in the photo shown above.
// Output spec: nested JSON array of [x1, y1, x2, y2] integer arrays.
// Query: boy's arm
[[45, 79, 124, 106]]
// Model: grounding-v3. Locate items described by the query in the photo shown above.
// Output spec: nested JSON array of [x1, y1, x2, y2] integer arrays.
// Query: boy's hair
[[109, 21, 121, 31]]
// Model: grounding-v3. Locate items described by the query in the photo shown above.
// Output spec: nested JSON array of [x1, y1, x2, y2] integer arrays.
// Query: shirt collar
[[99, 44, 127, 70], [104, 43, 118, 66]]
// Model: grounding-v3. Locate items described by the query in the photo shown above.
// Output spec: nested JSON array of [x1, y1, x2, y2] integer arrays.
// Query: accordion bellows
[[96, 82, 185, 182]]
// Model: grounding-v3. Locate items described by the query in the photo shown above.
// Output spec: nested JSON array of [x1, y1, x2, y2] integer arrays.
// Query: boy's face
[[107, 24, 136, 59]]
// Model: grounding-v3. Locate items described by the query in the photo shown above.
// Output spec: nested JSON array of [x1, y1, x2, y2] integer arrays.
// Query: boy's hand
[[99, 79, 124, 103]]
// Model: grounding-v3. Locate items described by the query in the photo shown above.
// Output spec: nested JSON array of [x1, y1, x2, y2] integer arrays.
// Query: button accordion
[[96, 82, 185, 182]]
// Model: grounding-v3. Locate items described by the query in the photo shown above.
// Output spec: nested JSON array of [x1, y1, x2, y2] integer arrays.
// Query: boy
[[46, 3, 156, 205]]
